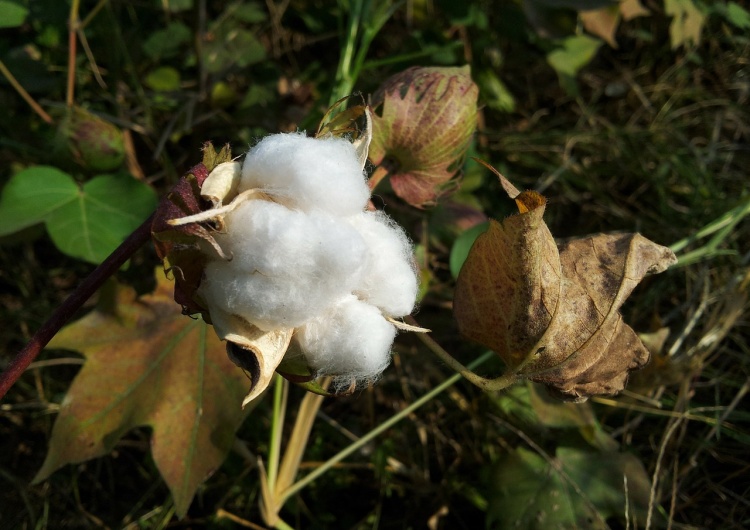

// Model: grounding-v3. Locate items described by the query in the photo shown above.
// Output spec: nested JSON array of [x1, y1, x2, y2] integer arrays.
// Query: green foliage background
[[1, 0, 749, 528]]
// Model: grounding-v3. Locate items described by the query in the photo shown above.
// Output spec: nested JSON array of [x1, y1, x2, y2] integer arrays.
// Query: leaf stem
[[0, 213, 155, 400], [266, 375, 288, 492], [0, 60, 53, 124], [368, 165, 389, 192], [280, 350, 495, 500], [405, 316, 518, 392], [67, 0, 82, 107]]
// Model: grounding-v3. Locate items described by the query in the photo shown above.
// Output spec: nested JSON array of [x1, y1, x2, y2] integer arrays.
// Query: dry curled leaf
[[453, 170, 677, 401]]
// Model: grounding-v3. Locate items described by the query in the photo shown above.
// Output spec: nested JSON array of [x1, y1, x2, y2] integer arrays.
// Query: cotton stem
[[368, 165, 389, 193], [405, 316, 519, 392], [0, 213, 155, 400], [0, 61, 53, 124], [66, 0, 82, 107]]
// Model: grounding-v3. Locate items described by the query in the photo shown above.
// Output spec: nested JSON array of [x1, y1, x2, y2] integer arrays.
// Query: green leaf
[[530, 0, 617, 8], [487, 446, 653, 529], [34, 272, 252, 518], [547, 35, 603, 78], [45, 175, 157, 264], [449, 221, 489, 279], [235, 2, 267, 23], [159, 0, 193, 12], [0, 167, 157, 263], [203, 28, 266, 73], [724, 2, 750, 29], [0, 0, 29, 28], [477, 70, 516, 112], [145, 66, 181, 91], [142, 21, 191, 60], [0, 166, 79, 236], [665, 0, 706, 49]]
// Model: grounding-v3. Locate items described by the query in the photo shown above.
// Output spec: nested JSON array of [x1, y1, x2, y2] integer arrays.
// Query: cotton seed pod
[[60, 106, 125, 172], [369, 66, 479, 207]]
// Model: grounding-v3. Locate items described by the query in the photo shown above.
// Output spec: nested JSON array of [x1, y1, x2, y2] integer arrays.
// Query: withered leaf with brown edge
[[453, 168, 677, 401]]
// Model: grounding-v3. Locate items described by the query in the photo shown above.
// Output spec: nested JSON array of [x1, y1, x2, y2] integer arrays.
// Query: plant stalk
[[266, 374, 288, 492], [0, 213, 155, 400], [0, 60, 54, 124], [368, 165, 390, 192], [280, 350, 495, 500], [67, 0, 82, 107], [405, 316, 517, 392]]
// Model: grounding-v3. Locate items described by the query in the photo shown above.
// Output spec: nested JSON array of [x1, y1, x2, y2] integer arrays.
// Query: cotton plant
[[153, 108, 426, 406]]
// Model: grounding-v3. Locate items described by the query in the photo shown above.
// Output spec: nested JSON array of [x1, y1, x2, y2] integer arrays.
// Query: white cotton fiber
[[349, 211, 419, 317], [295, 295, 396, 383], [199, 200, 368, 330], [240, 132, 370, 216], [218, 200, 366, 283]]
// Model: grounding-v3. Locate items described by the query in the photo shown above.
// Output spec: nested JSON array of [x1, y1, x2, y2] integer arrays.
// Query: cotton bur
[[160, 118, 424, 401]]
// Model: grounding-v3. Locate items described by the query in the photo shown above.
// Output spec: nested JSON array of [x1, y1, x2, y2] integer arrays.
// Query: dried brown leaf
[[454, 171, 677, 400], [620, 0, 649, 20], [581, 6, 620, 48]]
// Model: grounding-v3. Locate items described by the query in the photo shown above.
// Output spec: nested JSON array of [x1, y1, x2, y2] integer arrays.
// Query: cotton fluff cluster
[[198, 132, 418, 386]]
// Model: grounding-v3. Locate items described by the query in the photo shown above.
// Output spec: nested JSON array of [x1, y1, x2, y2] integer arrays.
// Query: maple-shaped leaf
[[369, 66, 478, 207], [453, 170, 677, 401], [33, 269, 251, 517]]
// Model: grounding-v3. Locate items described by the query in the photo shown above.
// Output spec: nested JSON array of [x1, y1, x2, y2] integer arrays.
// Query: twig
[[280, 350, 495, 500], [66, 0, 82, 107], [0, 60, 54, 124], [405, 316, 517, 392], [0, 213, 155, 400]]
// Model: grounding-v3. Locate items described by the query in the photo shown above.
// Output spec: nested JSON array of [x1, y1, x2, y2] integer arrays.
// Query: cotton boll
[[199, 260, 318, 330], [240, 132, 370, 216], [349, 211, 419, 317], [200, 200, 368, 330], [219, 200, 366, 285], [296, 296, 396, 384]]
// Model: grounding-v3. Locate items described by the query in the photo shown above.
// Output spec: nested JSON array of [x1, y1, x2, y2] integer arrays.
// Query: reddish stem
[[368, 165, 389, 192], [0, 213, 155, 400]]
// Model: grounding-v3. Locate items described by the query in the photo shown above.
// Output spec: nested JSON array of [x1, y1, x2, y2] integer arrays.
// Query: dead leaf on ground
[[581, 6, 620, 48], [620, 0, 649, 20], [453, 169, 677, 401], [33, 270, 251, 517]]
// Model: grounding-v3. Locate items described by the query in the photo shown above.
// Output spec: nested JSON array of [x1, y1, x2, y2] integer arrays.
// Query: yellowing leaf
[[33, 270, 251, 517], [620, 0, 649, 20], [665, 0, 706, 49], [453, 170, 677, 401], [581, 6, 620, 48]]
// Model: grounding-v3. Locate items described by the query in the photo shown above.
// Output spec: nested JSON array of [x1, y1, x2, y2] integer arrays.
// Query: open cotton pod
[[153, 107, 425, 406]]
